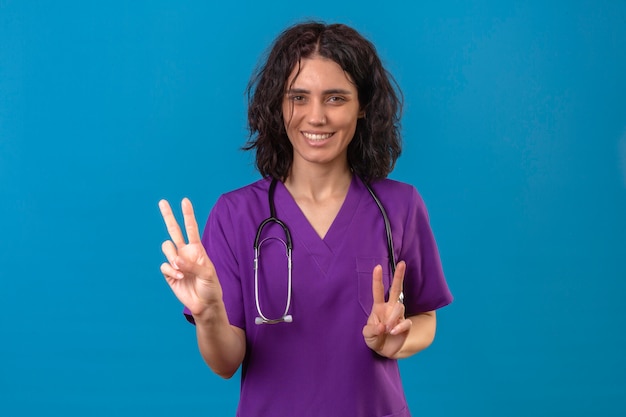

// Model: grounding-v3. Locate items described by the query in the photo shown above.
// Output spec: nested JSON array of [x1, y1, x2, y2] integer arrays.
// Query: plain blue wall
[[1, 1, 625, 416]]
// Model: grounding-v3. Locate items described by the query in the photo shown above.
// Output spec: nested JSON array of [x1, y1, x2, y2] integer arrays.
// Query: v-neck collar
[[273, 175, 363, 275]]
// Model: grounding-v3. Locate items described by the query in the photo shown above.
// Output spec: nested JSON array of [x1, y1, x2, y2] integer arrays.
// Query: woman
[[159, 21, 452, 417]]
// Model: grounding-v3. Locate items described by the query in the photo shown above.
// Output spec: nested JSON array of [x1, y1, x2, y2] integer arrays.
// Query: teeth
[[303, 132, 332, 141]]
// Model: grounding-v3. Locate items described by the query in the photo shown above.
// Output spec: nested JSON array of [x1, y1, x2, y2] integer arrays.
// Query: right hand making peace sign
[[362, 261, 413, 358], [158, 198, 224, 317]]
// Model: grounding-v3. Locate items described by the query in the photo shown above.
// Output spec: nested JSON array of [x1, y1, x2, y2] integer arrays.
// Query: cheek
[[343, 113, 360, 133]]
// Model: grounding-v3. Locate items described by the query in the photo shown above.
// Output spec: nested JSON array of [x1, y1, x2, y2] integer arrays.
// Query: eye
[[327, 96, 346, 104], [288, 94, 306, 103]]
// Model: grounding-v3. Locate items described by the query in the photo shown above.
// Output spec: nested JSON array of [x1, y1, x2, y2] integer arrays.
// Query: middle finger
[[388, 261, 406, 303]]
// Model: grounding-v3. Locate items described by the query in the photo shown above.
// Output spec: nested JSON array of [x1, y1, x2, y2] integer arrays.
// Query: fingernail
[[176, 271, 184, 279]]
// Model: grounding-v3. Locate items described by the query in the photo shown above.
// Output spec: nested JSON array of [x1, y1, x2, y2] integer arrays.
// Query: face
[[282, 55, 363, 173]]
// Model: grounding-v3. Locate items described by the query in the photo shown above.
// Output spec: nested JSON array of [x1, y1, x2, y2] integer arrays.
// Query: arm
[[192, 302, 246, 379], [159, 198, 246, 378], [389, 310, 436, 359]]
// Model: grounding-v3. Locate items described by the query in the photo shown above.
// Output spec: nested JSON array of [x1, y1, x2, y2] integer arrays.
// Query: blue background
[[2, 1, 625, 416]]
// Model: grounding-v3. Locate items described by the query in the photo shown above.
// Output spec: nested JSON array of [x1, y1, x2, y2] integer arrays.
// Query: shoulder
[[203, 178, 272, 245], [365, 178, 431, 227], [368, 178, 424, 206], [212, 178, 271, 211]]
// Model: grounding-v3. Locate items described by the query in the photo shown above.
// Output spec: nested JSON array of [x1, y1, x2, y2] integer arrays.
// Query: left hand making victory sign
[[362, 261, 412, 358]]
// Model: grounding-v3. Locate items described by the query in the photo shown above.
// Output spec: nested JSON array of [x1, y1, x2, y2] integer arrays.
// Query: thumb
[[362, 322, 385, 339]]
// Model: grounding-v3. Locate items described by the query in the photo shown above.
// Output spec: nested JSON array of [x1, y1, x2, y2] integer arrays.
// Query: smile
[[302, 132, 333, 141]]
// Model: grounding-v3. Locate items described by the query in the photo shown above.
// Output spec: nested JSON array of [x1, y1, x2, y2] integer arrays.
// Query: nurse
[[159, 22, 452, 416]]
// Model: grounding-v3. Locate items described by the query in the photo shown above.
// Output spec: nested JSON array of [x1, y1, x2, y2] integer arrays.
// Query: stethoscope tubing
[[253, 176, 397, 324]]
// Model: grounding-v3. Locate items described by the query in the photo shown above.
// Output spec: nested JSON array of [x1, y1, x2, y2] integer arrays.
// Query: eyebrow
[[286, 88, 354, 95]]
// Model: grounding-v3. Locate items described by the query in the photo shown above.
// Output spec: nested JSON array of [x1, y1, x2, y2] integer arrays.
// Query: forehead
[[286, 55, 356, 89]]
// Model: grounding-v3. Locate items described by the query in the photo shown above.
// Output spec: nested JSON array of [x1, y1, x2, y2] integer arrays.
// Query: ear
[[358, 109, 366, 119]]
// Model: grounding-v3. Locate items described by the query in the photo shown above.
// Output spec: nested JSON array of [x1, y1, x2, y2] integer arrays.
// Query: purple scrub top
[[184, 176, 452, 417]]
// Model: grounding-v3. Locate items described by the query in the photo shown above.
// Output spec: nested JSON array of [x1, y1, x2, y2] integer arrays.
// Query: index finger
[[388, 261, 406, 303], [181, 197, 202, 243], [159, 199, 186, 248], [372, 265, 385, 304]]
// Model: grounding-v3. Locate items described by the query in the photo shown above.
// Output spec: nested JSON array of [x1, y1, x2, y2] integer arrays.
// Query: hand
[[159, 198, 223, 317], [362, 261, 412, 358]]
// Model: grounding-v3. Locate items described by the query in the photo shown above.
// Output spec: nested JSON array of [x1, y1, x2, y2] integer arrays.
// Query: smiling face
[[282, 55, 363, 175]]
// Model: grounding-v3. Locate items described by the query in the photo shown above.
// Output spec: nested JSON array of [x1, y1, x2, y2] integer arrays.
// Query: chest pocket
[[356, 257, 391, 316]]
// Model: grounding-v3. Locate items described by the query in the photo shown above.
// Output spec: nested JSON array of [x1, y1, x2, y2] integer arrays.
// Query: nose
[[307, 100, 326, 126]]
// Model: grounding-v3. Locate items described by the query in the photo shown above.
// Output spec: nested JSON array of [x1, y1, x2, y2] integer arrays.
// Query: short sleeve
[[400, 188, 453, 316]]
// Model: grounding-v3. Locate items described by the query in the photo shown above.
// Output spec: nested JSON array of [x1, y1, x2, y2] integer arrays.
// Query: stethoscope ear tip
[[284, 315, 293, 323]]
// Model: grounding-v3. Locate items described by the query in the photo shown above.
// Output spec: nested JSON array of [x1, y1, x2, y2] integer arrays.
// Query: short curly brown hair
[[244, 21, 403, 182]]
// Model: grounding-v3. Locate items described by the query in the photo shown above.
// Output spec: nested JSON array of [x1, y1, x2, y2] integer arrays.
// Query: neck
[[284, 163, 352, 201]]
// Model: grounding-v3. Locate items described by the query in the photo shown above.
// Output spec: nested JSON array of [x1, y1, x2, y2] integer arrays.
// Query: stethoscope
[[253, 176, 397, 325]]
